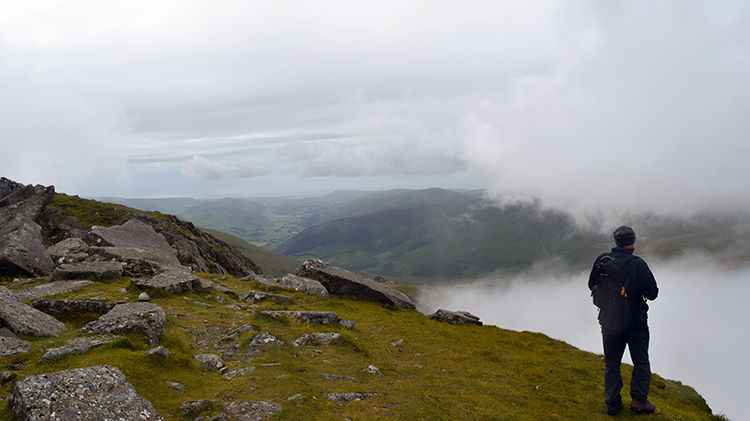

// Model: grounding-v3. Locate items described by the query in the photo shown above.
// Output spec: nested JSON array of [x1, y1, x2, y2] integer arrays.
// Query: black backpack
[[591, 253, 636, 328]]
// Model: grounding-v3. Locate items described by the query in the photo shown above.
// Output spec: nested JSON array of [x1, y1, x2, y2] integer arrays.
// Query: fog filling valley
[[417, 253, 747, 420]]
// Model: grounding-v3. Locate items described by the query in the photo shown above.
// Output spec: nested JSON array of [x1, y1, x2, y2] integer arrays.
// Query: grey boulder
[[260, 310, 339, 325], [51, 261, 123, 280], [41, 334, 119, 363], [0, 336, 32, 358], [13, 280, 94, 301], [257, 274, 329, 299], [225, 400, 282, 420], [33, 299, 117, 316], [7, 365, 164, 421], [295, 259, 415, 309], [194, 353, 225, 371], [80, 302, 166, 345], [430, 309, 483, 326], [132, 267, 202, 294], [0, 286, 67, 337]]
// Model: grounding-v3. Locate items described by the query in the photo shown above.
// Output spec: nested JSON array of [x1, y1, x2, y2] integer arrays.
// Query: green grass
[[0, 275, 723, 420]]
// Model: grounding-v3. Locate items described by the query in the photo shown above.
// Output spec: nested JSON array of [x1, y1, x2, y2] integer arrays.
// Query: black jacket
[[588, 247, 659, 331]]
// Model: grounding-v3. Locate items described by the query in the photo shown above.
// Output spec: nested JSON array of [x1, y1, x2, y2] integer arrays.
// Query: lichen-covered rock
[[225, 400, 282, 420], [132, 267, 202, 294], [326, 392, 383, 406], [201, 280, 239, 299], [51, 261, 123, 280], [260, 310, 339, 325], [256, 274, 329, 299], [223, 366, 256, 380], [80, 302, 166, 345], [295, 259, 415, 309], [147, 346, 171, 358], [292, 332, 342, 347], [0, 286, 67, 337], [41, 335, 118, 363], [240, 290, 292, 303], [430, 309, 483, 326], [0, 336, 31, 358], [249, 332, 284, 348], [46, 237, 89, 261], [194, 353, 225, 371], [33, 299, 117, 316], [87, 219, 180, 266], [13, 280, 94, 301], [7, 365, 164, 421], [179, 399, 222, 419]]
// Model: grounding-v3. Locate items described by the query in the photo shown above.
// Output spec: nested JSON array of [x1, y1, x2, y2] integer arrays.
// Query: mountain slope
[[202, 228, 300, 277]]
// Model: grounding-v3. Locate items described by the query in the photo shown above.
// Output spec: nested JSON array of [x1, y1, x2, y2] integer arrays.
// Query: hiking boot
[[606, 404, 623, 416], [630, 399, 656, 414]]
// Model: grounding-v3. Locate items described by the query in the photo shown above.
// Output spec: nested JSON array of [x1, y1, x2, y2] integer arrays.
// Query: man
[[588, 226, 659, 416]]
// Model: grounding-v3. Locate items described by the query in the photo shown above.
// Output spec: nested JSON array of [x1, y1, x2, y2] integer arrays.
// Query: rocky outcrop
[[194, 353, 225, 371], [86, 219, 181, 267], [225, 400, 283, 420], [240, 290, 292, 304], [0, 178, 55, 277], [46, 237, 89, 261], [0, 286, 67, 337], [7, 365, 164, 421], [33, 299, 117, 316], [13, 280, 94, 301], [132, 267, 202, 294], [80, 302, 166, 345], [41, 335, 119, 363], [326, 392, 383, 406], [295, 259, 415, 309], [257, 274, 329, 299], [260, 310, 339, 325], [0, 337, 31, 358], [430, 309, 483, 326], [51, 261, 123, 280], [292, 332, 342, 347]]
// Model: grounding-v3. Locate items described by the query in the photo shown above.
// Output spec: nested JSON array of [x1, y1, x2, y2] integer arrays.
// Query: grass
[[0, 274, 724, 421]]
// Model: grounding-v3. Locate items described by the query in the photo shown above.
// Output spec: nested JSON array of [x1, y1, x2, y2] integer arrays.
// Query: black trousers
[[601, 327, 651, 408]]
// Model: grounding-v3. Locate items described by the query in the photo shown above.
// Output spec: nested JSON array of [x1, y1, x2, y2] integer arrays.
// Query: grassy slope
[[0, 274, 723, 421], [202, 228, 301, 277]]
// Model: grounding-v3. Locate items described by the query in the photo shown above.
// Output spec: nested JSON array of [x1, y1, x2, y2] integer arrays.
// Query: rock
[[87, 219, 181, 267], [138, 291, 150, 302], [249, 332, 284, 348], [51, 261, 123, 280], [7, 365, 164, 421], [340, 319, 356, 329], [13, 280, 95, 301], [390, 339, 404, 347], [260, 310, 339, 325], [292, 332, 342, 347], [0, 286, 67, 337], [194, 353, 225, 371], [223, 366, 256, 380], [430, 309, 483, 326], [320, 373, 357, 382], [147, 346, 171, 358], [33, 299, 117, 316], [80, 302, 166, 345], [201, 280, 239, 299], [8, 363, 27, 371], [46, 237, 89, 260], [132, 267, 202, 294], [294, 259, 415, 309], [257, 274, 329, 299], [363, 365, 383, 375], [223, 323, 257, 342], [225, 400, 282, 421], [0, 181, 56, 277], [0, 327, 17, 338], [1, 371, 17, 384], [179, 399, 221, 419], [0, 336, 32, 358], [41, 334, 118, 363], [326, 392, 383, 406], [287, 393, 304, 401], [240, 290, 292, 304], [165, 380, 185, 391]]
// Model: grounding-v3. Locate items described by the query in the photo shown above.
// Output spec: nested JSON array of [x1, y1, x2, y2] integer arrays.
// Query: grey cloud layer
[[1, 1, 749, 212]]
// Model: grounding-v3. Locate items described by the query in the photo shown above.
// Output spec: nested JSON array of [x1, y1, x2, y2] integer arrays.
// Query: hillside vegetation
[[203, 228, 300, 278], [0, 273, 723, 420]]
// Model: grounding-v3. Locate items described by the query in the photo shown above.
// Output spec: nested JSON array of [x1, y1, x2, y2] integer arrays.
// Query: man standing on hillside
[[588, 226, 659, 416]]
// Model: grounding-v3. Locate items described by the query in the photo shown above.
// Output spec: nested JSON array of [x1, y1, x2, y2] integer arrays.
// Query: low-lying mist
[[417, 253, 747, 420]]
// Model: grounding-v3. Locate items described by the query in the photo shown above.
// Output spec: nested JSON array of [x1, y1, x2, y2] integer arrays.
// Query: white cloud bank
[[180, 155, 270, 180]]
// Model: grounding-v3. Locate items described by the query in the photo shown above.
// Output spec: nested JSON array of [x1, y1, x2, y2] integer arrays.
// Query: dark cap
[[613, 225, 636, 247]]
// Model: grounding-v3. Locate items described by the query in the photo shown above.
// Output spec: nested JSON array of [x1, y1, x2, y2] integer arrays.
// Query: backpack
[[591, 253, 637, 328]]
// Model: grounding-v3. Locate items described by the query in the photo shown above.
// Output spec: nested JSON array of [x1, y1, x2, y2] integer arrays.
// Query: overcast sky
[[2, 1, 749, 215]]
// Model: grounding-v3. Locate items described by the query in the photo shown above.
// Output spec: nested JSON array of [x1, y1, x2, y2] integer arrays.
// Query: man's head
[[613, 225, 636, 248]]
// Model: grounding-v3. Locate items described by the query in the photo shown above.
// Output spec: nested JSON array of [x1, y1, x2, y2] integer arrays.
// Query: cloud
[[180, 154, 270, 180]]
